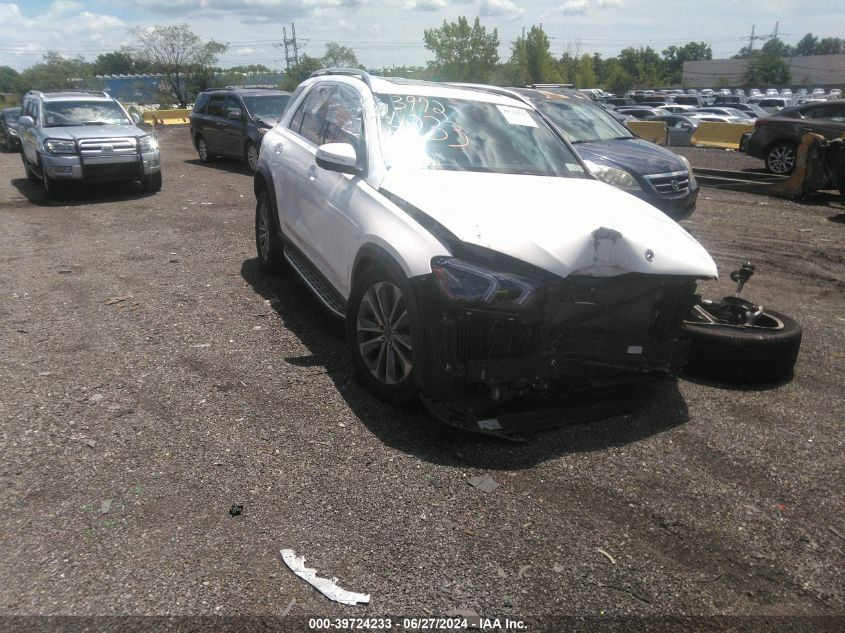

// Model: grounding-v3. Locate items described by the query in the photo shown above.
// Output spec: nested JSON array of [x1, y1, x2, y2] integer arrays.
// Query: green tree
[[743, 52, 791, 86], [280, 55, 323, 91], [130, 24, 227, 107], [423, 16, 499, 81], [93, 50, 151, 75], [511, 25, 562, 85], [15, 52, 98, 93], [321, 42, 360, 69], [794, 33, 819, 56], [0, 65, 19, 93], [603, 59, 634, 94], [760, 38, 794, 57], [816, 37, 844, 55], [222, 64, 272, 74], [575, 54, 597, 87], [662, 41, 712, 84]]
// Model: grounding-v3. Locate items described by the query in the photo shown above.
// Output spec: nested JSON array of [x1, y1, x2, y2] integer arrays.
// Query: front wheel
[[346, 267, 418, 405], [254, 188, 285, 274], [196, 135, 213, 163], [681, 300, 801, 384], [765, 142, 797, 175], [143, 170, 162, 193]]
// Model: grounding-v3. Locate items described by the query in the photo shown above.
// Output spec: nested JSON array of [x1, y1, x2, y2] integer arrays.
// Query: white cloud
[[406, 0, 447, 10], [479, 0, 522, 19], [552, 0, 624, 17]]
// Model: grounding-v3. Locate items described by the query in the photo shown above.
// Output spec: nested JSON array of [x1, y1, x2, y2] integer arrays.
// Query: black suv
[[744, 100, 845, 174], [190, 87, 291, 171]]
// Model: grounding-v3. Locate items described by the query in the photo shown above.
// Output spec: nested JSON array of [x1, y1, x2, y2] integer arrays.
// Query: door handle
[[307, 164, 318, 181]]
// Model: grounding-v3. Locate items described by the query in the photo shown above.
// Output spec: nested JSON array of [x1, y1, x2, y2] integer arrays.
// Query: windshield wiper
[[79, 121, 112, 126]]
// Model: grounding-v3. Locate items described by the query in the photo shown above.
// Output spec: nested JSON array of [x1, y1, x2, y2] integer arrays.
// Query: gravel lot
[[1, 128, 843, 631]]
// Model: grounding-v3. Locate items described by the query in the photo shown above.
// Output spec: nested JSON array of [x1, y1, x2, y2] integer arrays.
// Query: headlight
[[138, 136, 158, 152], [430, 257, 540, 308], [8, 127, 18, 136], [583, 159, 642, 191], [44, 139, 76, 154], [258, 126, 272, 134], [678, 154, 695, 180]]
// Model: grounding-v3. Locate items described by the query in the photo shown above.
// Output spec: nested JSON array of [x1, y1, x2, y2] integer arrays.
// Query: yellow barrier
[[625, 120, 667, 145], [690, 121, 755, 149], [142, 109, 192, 126]]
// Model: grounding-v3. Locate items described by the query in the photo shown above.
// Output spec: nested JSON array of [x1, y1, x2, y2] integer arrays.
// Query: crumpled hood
[[381, 169, 717, 279], [574, 138, 687, 176], [39, 124, 147, 141]]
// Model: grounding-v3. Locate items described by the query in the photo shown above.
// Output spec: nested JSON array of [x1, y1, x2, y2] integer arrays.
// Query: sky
[[0, 0, 842, 72]]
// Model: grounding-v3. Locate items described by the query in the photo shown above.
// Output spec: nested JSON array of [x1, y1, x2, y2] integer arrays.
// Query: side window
[[323, 86, 364, 151], [193, 93, 210, 114], [226, 96, 243, 119], [206, 96, 226, 118], [295, 84, 336, 146]]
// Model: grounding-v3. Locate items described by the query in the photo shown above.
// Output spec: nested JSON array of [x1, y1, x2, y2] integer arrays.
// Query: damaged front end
[[411, 245, 700, 438]]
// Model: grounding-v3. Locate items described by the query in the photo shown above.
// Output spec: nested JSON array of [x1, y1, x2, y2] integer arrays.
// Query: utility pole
[[773, 21, 779, 41], [281, 23, 299, 70], [748, 24, 756, 53]]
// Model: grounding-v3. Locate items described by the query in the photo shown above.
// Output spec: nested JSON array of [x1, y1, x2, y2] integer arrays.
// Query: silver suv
[[18, 90, 161, 198], [253, 70, 717, 434]]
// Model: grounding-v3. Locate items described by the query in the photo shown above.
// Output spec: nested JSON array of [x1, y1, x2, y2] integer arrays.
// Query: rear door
[[202, 95, 227, 153], [803, 104, 845, 139]]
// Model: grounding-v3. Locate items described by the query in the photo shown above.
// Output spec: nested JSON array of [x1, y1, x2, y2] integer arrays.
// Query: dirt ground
[[1, 128, 843, 632]]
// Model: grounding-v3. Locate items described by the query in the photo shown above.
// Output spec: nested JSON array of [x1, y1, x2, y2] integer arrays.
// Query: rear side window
[[805, 105, 845, 122], [206, 96, 226, 118]]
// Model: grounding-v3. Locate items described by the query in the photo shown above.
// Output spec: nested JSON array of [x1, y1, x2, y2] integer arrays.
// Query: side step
[[284, 246, 346, 318]]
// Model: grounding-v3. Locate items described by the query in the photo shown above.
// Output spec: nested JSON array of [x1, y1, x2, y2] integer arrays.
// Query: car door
[[804, 104, 845, 139], [21, 98, 40, 164], [220, 96, 247, 157], [202, 95, 227, 153]]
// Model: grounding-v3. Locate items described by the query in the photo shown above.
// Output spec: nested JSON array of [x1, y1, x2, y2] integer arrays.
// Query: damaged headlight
[[138, 135, 158, 152], [431, 257, 540, 308], [44, 139, 76, 154], [583, 159, 641, 191]]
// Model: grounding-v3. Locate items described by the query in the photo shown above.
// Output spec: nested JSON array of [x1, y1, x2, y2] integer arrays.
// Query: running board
[[283, 246, 346, 318]]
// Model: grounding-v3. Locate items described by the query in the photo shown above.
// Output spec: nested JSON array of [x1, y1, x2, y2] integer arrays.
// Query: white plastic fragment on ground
[[280, 549, 370, 606]]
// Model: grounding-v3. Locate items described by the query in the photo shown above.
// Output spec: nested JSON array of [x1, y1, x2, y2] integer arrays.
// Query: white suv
[[253, 70, 717, 432]]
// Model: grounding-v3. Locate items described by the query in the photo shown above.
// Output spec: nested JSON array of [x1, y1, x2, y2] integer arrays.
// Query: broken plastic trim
[[280, 549, 370, 606]]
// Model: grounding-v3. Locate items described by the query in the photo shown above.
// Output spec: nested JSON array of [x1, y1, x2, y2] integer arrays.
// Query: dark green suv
[[189, 87, 291, 172]]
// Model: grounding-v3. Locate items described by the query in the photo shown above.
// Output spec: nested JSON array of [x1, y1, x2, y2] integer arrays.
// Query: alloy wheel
[[356, 281, 413, 385], [246, 144, 259, 171], [767, 145, 796, 174], [198, 138, 208, 161], [256, 197, 271, 261]]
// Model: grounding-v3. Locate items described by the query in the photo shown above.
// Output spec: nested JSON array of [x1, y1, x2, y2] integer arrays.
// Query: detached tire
[[681, 308, 801, 385], [346, 265, 418, 406]]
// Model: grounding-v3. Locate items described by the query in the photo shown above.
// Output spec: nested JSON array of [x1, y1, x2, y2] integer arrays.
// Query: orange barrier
[[625, 120, 667, 145], [142, 109, 192, 126], [690, 122, 755, 149]]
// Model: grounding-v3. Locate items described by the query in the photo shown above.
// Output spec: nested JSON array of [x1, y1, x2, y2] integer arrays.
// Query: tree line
[[2, 19, 842, 106]]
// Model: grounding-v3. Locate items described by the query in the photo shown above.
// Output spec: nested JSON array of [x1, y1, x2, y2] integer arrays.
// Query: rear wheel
[[245, 142, 259, 172], [196, 135, 213, 163], [346, 266, 418, 405], [254, 188, 285, 274], [765, 142, 797, 175]]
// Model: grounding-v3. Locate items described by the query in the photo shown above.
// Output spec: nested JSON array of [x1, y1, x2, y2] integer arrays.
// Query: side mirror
[[227, 108, 243, 121], [18, 115, 34, 128], [315, 143, 359, 175], [131, 113, 142, 126]]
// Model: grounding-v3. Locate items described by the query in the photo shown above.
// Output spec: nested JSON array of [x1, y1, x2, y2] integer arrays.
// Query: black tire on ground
[[681, 308, 802, 384], [765, 142, 797, 175], [143, 170, 162, 193], [196, 135, 213, 163], [254, 187, 285, 274], [345, 264, 419, 406], [245, 141, 259, 172], [40, 160, 64, 200], [21, 153, 39, 183]]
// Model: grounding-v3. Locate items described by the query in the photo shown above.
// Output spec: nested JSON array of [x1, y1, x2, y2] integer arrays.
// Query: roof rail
[[27, 90, 111, 98], [310, 68, 372, 91], [529, 83, 574, 89], [445, 83, 532, 106]]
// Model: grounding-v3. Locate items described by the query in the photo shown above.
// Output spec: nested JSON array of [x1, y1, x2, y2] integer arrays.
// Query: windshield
[[3, 107, 20, 122], [375, 93, 585, 178], [43, 100, 130, 127], [242, 95, 290, 119], [534, 97, 633, 143]]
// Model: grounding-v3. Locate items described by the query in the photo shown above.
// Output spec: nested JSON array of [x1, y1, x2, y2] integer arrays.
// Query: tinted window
[[375, 93, 585, 178], [805, 105, 845, 121], [226, 96, 242, 117], [207, 96, 226, 117], [193, 93, 210, 114]]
